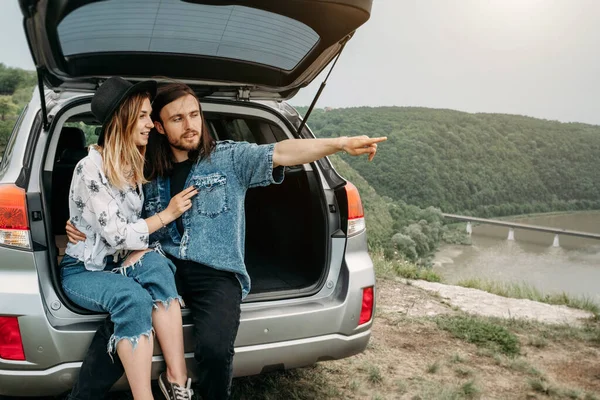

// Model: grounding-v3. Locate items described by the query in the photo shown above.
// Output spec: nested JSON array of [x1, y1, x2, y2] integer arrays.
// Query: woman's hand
[[66, 220, 87, 244], [163, 185, 199, 221]]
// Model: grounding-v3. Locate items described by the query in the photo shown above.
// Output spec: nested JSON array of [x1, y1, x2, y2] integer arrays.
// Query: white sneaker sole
[[158, 376, 171, 399]]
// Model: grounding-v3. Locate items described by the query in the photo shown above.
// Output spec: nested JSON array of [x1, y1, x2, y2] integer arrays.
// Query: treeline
[[300, 107, 600, 217], [0, 64, 36, 150], [0, 63, 36, 95]]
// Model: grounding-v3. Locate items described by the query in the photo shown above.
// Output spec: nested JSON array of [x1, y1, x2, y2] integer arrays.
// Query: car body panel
[[0, 330, 370, 396]]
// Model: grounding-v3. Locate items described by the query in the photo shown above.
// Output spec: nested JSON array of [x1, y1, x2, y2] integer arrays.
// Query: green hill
[[329, 154, 468, 263], [301, 107, 600, 217]]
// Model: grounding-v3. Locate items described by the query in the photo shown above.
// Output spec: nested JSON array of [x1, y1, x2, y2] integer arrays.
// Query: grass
[[395, 263, 442, 282], [488, 316, 600, 347], [396, 379, 408, 394], [454, 366, 474, 378], [456, 278, 600, 315], [528, 336, 549, 348], [505, 358, 542, 377], [349, 380, 360, 392], [366, 364, 383, 385], [434, 315, 520, 356], [427, 361, 441, 374], [371, 249, 442, 282], [528, 377, 559, 397], [459, 380, 480, 398], [449, 352, 467, 364], [412, 380, 481, 400]]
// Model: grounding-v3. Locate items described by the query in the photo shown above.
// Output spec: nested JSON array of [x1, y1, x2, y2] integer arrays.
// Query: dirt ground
[[230, 278, 600, 400]]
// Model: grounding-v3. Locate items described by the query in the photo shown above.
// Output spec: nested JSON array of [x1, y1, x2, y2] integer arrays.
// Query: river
[[433, 212, 600, 302]]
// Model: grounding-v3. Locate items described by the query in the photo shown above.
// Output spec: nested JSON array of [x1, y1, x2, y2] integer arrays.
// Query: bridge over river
[[442, 213, 600, 246]]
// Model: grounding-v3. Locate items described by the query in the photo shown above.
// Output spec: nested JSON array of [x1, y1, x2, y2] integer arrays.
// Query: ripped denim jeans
[[60, 249, 183, 355]]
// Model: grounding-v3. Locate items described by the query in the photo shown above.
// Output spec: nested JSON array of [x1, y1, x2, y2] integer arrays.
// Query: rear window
[[57, 0, 320, 71]]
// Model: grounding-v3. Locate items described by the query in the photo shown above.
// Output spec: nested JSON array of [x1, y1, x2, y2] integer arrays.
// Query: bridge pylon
[[553, 234, 560, 247], [507, 228, 515, 241]]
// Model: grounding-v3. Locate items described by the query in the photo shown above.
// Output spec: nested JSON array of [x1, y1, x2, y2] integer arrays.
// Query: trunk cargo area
[[49, 109, 329, 305]]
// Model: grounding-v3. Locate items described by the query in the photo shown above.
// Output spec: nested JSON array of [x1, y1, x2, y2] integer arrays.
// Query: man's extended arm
[[272, 135, 387, 168]]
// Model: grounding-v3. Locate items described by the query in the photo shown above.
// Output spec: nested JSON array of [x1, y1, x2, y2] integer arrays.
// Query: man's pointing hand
[[340, 135, 387, 161]]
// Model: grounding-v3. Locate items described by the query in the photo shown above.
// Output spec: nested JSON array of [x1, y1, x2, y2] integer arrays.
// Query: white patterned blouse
[[65, 147, 149, 271]]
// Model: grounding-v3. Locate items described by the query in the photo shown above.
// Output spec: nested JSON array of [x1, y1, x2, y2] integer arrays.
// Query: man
[[66, 82, 386, 400]]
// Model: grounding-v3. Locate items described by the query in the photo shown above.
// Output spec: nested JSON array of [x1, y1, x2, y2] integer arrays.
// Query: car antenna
[[296, 38, 349, 136]]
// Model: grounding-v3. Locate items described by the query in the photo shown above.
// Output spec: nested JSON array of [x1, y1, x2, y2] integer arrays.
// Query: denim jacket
[[143, 141, 285, 298]]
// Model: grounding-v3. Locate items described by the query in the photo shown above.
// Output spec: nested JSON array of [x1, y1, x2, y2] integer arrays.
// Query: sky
[[2, 0, 599, 125]]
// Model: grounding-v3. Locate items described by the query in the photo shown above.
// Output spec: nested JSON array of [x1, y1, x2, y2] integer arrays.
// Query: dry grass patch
[[434, 315, 521, 356]]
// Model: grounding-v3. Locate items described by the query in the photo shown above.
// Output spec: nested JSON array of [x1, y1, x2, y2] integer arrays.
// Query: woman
[[60, 77, 196, 400]]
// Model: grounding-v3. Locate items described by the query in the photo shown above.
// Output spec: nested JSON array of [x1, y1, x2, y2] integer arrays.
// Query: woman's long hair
[[145, 83, 215, 181], [100, 92, 151, 189]]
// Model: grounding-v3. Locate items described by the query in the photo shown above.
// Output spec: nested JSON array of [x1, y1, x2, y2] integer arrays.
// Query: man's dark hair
[[145, 83, 216, 180]]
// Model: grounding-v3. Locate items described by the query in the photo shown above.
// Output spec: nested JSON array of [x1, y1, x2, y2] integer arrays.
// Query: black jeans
[[67, 317, 123, 400], [67, 258, 242, 400]]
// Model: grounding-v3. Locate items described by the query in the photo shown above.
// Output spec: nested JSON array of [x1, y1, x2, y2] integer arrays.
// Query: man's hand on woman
[[66, 220, 86, 244]]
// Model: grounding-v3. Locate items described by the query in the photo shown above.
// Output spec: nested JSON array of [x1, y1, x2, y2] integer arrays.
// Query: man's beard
[[168, 131, 201, 152]]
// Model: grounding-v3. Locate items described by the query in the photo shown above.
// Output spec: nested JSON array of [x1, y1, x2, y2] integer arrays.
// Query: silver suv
[[1, 0, 375, 396]]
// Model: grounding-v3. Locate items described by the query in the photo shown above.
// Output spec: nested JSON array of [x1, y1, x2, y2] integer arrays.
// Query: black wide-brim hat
[[92, 77, 157, 146]]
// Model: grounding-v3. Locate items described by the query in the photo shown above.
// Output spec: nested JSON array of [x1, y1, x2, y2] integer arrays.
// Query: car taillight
[[345, 181, 365, 236], [0, 316, 25, 360], [358, 286, 374, 325], [0, 184, 30, 249]]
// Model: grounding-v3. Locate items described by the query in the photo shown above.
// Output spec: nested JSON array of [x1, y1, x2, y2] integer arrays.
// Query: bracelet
[[156, 212, 167, 228]]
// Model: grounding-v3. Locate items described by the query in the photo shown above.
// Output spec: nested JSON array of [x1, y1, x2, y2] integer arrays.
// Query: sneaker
[[158, 372, 194, 400]]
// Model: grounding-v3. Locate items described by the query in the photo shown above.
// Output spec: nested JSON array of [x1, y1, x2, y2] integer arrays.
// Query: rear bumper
[[0, 329, 370, 397]]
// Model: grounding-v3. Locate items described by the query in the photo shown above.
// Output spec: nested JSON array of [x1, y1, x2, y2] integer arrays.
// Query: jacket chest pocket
[[191, 173, 229, 218]]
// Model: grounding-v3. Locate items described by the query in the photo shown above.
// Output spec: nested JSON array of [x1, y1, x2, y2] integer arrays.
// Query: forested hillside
[[301, 107, 600, 217]]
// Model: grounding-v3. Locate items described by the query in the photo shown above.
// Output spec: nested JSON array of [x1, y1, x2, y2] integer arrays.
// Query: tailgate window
[[57, 0, 320, 70]]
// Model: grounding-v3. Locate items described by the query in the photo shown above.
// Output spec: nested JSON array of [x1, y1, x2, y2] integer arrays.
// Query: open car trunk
[[47, 106, 329, 304], [244, 169, 326, 296]]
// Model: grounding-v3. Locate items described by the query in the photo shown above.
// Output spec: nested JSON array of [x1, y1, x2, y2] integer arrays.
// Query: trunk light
[[345, 181, 365, 236], [0, 185, 30, 249], [358, 287, 374, 325], [0, 316, 26, 361]]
